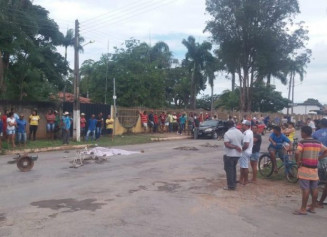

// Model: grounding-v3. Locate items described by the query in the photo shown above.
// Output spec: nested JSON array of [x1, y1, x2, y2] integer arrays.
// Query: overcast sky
[[34, 0, 327, 104]]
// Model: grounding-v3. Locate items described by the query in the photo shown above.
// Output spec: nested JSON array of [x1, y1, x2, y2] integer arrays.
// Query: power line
[[81, 0, 152, 25], [80, 0, 175, 33]]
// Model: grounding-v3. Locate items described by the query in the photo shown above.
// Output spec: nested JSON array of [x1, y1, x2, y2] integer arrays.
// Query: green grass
[[1, 134, 155, 152]]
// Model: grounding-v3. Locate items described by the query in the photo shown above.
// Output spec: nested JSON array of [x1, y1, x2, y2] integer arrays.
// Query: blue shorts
[[268, 146, 285, 159], [240, 152, 251, 168], [7, 130, 15, 135], [47, 123, 55, 132], [250, 152, 260, 162], [299, 179, 318, 190]]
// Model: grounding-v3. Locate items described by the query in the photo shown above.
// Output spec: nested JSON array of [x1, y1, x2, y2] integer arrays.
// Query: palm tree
[[61, 29, 85, 101], [205, 56, 220, 114], [286, 55, 307, 114], [182, 36, 213, 109]]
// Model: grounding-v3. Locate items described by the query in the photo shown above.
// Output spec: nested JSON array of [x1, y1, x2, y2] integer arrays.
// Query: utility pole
[[73, 19, 81, 142], [105, 40, 109, 104], [113, 77, 117, 137], [291, 75, 295, 115]]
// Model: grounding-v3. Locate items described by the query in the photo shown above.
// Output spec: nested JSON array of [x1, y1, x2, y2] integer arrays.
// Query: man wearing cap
[[80, 113, 87, 140], [223, 120, 243, 190], [239, 120, 254, 185], [62, 112, 71, 145]]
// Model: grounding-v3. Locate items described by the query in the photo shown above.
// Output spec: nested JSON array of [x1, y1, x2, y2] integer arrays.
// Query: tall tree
[[182, 36, 213, 109], [205, 0, 311, 112], [0, 0, 69, 101]]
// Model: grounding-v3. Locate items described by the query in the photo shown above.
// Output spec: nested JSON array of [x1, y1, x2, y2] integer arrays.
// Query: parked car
[[197, 120, 227, 140]]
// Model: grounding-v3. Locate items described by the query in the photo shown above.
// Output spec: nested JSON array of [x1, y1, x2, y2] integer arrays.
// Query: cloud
[[33, 0, 327, 104]]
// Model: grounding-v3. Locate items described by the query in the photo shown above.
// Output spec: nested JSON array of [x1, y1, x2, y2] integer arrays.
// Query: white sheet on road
[[85, 147, 140, 158]]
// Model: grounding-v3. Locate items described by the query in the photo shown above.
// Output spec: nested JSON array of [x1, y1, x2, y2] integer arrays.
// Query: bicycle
[[258, 138, 299, 183]]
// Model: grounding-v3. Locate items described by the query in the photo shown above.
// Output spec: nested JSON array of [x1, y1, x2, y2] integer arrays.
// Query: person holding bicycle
[[268, 126, 292, 173]]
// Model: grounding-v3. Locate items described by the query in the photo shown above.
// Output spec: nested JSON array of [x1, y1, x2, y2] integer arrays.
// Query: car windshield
[[200, 120, 218, 127]]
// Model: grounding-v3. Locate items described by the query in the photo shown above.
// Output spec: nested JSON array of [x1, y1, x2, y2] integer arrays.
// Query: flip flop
[[307, 209, 316, 214], [293, 210, 307, 215]]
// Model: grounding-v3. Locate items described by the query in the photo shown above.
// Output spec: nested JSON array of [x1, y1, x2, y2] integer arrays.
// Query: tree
[[0, 0, 69, 101], [205, 0, 311, 112], [215, 83, 290, 113], [182, 36, 213, 109]]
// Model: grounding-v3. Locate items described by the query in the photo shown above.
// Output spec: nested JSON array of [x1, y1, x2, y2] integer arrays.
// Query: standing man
[[193, 113, 200, 139], [250, 124, 262, 183], [105, 114, 114, 139], [223, 120, 243, 190], [293, 126, 327, 215], [307, 118, 316, 132], [239, 120, 253, 185], [313, 118, 327, 208], [95, 113, 104, 140], [16, 114, 27, 148], [80, 113, 87, 140], [7, 112, 17, 149], [86, 114, 97, 141], [178, 113, 186, 135], [45, 109, 56, 140], [153, 112, 159, 133], [139, 111, 148, 133], [62, 112, 71, 145], [148, 111, 154, 133]]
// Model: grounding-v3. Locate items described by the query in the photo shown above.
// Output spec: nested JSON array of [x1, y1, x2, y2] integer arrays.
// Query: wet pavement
[[0, 137, 326, 237]]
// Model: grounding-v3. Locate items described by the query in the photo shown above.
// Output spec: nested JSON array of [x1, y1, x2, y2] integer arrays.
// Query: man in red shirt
[[139, 111, 148, 133], [159, 112, 166, 133], [46, 109, 56, 139], [153, 112, 159, 133], [80, 113, 86, 140]]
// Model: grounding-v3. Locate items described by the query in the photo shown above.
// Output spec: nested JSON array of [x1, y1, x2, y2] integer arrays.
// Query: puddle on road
[[31, 198, 106, 212]]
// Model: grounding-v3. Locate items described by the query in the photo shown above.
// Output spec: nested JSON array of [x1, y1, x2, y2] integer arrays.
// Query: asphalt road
[[0, 135, 326, 237]]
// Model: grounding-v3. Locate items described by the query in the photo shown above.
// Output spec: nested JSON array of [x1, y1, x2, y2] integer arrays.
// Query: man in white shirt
[[223, 120, 243, 190], [239, 120, 254, 185], [307, 118, 316, 132]]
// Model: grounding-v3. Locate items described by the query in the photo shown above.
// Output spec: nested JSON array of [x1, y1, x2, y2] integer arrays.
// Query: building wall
[[282, 105, 321, 115]]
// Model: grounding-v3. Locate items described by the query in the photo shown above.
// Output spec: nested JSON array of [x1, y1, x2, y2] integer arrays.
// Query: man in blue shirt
[[268, 126, 291, 173], [62, 112, 72, 145], [16, 114, 27, 148], [86, 114, 97, 141], [313, 118, 327, 208]]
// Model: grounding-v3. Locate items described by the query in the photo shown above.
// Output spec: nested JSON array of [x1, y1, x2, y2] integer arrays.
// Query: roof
[[57, 92, 92, 104]]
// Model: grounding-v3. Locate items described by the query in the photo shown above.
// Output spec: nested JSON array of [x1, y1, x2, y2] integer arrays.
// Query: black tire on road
[[258, 153, 274, 177], [17, 156, 34, 172]]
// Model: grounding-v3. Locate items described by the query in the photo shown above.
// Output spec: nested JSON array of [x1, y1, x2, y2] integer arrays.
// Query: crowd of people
[[139, 110, 217, 135], [223, 117, 327, 215], [0, 109, 115, 149]]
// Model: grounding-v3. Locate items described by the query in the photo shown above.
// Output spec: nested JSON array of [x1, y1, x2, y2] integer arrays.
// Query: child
[[16, 114, 27, 148]]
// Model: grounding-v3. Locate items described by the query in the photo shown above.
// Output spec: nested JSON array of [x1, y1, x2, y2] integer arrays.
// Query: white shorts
[[240, 152, 251, 168], [142, 123, 148, 128]]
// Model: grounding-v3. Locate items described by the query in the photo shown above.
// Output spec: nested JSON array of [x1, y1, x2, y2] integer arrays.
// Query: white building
[[282, 104, 322, 115]]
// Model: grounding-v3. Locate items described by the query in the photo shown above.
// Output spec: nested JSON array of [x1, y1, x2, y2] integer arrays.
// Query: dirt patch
[[174, 146, 199, 151], [152, 181, 181, 193], [0, 213, 6, 222], [200, 143, 219, 148], [31, 198, 106, 212], [129, 185, 148, 194]]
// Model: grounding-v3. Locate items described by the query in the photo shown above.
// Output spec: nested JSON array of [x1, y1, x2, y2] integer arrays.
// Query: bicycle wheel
[[286, 165, 298, 183], [258, 153, 274, 177]]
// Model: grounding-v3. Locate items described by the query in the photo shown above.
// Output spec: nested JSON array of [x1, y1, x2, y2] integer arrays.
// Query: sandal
[[293, 210, 307, 215]]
